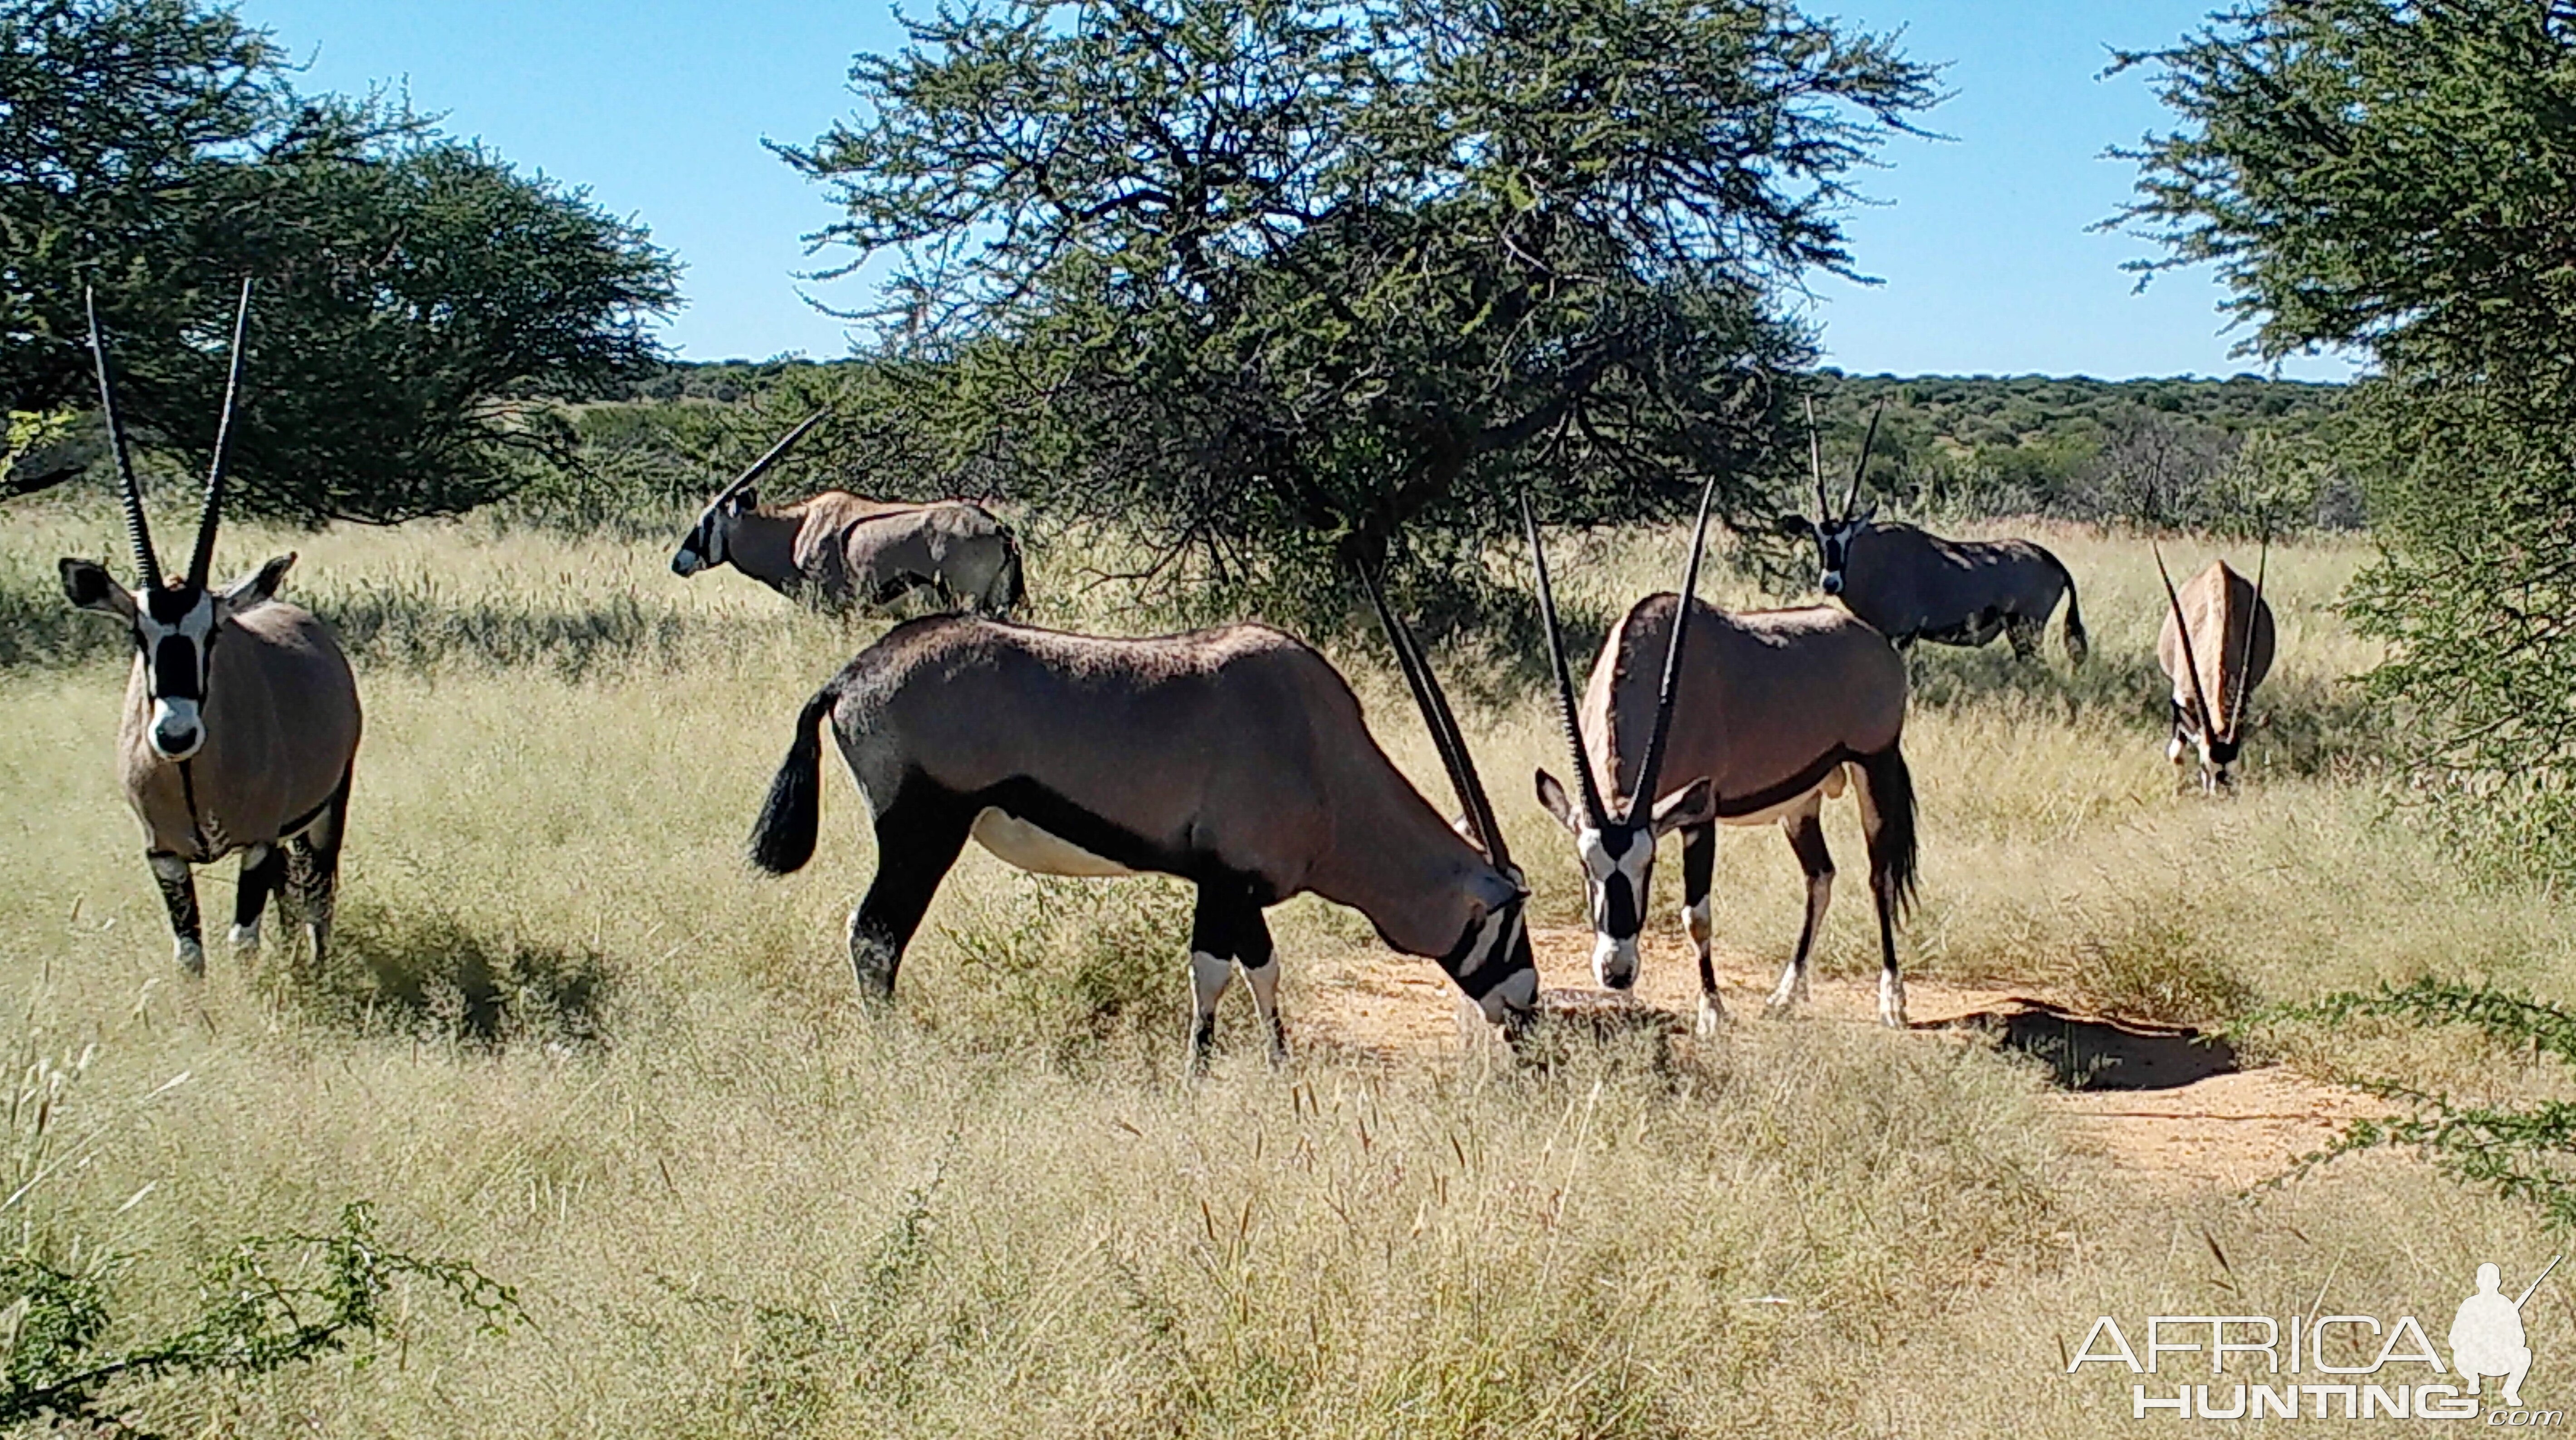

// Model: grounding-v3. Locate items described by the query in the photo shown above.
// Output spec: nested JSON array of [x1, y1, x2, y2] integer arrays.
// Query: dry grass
[[0, 503, 2568, 1435]]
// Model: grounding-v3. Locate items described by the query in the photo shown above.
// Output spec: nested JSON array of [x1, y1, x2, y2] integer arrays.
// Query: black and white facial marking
[[60, 554, 296, 763], [1809, 505, 1873, 597], [1448, 891, 1538, 1028], [670, 490, 751, 577], [1537, 772, 1717, 989]]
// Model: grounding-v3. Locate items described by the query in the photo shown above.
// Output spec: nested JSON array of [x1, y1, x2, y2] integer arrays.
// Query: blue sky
[[240, 0, 2359, 381]]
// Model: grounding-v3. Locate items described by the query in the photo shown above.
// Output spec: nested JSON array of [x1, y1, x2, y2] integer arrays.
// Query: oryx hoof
[[1763, 993, 1800, 1020], [1695, 996, 1729, 1038], [228, 921, 260, 957], [174, 937, 206, 977], [1878, 975, 1909, 1029]]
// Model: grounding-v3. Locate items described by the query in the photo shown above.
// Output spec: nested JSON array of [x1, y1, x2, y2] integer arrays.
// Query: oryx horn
[[1523, 491, 1608, 828], [186, 277, 254, 591], [714, 411, 828, 507], [85, 286, 161, 592], [1806, 396, 1830, 519], [1358, 558, 1511, 873], [2226, 528, 2270, 743], [1627, 472, 1719, 825], [2153, 541, 2218, 740], [1840, 398, 1885, 519]]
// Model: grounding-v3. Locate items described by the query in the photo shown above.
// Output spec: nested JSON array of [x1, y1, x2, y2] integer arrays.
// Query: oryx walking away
[[2153, 544, 2274, 792], [1785, 403, 2087, 662], [1530, 479, 1920, 1030], [743, 573, 1536, 1065], [58, 284, 362, 974], [670, 414, 1025, 615]]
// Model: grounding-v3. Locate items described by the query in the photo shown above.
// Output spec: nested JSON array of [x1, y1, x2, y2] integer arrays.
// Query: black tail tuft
[[1858, 745, 1921, 923], [748, 684, 839, 875], [2045, 547, 2088, 666]]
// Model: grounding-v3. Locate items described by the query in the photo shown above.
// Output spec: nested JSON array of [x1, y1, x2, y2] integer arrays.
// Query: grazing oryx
[[1784, 402, 2087, 662], [670, 414, 1025, 615], [1531, 478, 1920, 1031], [744, 569, 1537, 1064], [2153, 544, 2274, 792], [58, 284, 362, 975]]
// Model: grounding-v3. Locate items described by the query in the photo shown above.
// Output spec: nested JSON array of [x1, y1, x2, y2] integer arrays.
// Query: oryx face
[[671, 489, 753, 577], [1804, 506, 1874, 597], [60, 555, 297, 761], [1451, 882, 1538, 1028], [1536, 773, 1716, 989]]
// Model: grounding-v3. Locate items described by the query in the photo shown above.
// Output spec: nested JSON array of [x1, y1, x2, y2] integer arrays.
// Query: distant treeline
[[542, 361, 2356, 538]]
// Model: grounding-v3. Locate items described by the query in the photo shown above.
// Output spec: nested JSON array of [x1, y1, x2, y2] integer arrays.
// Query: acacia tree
[[2117, 0, 2576, 877], [782, 0, 1932, 617], [1, 0, 679, 522]]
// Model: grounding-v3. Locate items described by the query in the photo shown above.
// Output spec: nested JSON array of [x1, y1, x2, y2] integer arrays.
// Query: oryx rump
[[58, 284, 362, 975], [2154, 546, 2275, 792], [744, 594, 1536, 1064], [670, 414, 1024, 615], [1527, 486, 1920, 1030], [1787, 402, 2087, 662]]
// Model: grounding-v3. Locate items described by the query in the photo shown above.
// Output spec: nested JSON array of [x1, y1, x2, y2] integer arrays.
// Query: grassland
[[0, 499, 2567, 1436]]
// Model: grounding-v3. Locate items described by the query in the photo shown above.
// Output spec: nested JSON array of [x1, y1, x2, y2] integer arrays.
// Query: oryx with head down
[[58, 284, 362, 975], [1785, 403, 2087, 662], [670, 414, 1025, 615], [1530, 479, 1920, 1031], [2153, 544, 2275, 793], [744, 568, 1536, 1063]]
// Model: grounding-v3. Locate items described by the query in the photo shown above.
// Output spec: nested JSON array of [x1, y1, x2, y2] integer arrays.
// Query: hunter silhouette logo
[[2453, 1255, 2559, 1409]]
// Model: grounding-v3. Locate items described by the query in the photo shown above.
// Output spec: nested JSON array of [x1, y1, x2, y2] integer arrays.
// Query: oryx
[[57, 284, 362, 975], [743, 568, 1536, 1064], [670, 414, 1025, 615], [1784, 402, 2088, 662], [1529, 481, 1921, 1031], [2153, 543, 2274, 792]]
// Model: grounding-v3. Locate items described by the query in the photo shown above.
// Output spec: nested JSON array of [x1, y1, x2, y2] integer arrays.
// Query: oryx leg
[[147, 851, 205, 976], [2005, 613, 2043, 661], [287, 776, 351, 970], [1855, 756, 1912, 1028], [1187, 882, 1284, 1069], [230, 843, 286, 956], [847, 789, 973, 1001], [1679, 822, 1722, 1034], [1766, 804, 1833, 1018]]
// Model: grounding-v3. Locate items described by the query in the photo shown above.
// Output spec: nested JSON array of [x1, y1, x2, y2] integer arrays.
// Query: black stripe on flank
[[973, 777, 1279, 904], [1711, 747, 1857, 821]]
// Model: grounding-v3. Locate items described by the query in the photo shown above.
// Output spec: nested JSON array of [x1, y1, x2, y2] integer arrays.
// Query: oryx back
[[829, 502, 1021, 613], [1586, 598, 1904, 820], [1841, 523, 2077, 650], [2157, 559, 2275, 737]]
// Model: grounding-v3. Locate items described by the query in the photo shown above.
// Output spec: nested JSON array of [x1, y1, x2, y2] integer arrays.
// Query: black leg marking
[[1679, 823, 1720, 1024], [1187, 880, 1282, 1068], [848, 788, 973, 999], [289, 776, 352, 970], [1853, 748, 1919, 1027], [233, 843, 287, 950], [1768, 814, 1834, 1014], [147, 851, 203, 975], [2005, 613, 2043, 661]]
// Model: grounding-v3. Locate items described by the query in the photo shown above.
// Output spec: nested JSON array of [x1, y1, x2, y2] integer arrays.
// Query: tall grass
[[0, 503, 2566, 1433]]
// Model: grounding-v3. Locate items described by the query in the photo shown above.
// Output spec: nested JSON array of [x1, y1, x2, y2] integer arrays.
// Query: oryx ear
[[1534, 769, 1579, 833], [1773, 514, 1812, 538], [726, 486, 758, 513], [59, 558, 135, 617], [216, 553, 296, 612], [1649, 776, 1717, 835]]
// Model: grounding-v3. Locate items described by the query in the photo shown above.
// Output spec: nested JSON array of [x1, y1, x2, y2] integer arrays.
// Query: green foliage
[[0, 0, 679, 524], [2118, 1, 2576, 882], [2260, 980, 2576, 1231], [0, 1201, 523, 1435], [778, 0, 1934, 625]]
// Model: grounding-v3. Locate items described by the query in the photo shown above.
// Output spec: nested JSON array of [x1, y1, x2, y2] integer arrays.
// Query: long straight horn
[[713, 411, 828, 507], [2225, 529, 2269, 743], [186, 277, 254, 590], [85, 286, 161, 592], [1806, 396, 1830, 518], [1359, 559, 1510, 873], [1521, 492, 1608, 828], [1841, 398, 1885, 518], [2153, 542, 2217, 742], [1627, 473, 1718, 826]]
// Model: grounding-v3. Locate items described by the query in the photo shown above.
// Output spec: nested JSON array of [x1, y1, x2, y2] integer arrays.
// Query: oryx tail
[[749, 681, 843, 877], [2046, 549, 2089, 666]]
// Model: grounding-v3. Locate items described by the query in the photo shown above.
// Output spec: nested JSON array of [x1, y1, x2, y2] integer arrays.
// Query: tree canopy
[[1, 0, 680, 522], [782, 0, 1933, 616], [2117, 0, 2576, 877]]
